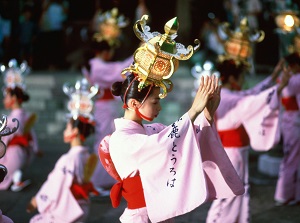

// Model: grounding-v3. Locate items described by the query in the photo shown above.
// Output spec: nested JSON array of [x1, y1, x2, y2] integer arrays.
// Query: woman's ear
[[72, 126, 79, 137], [127, 98, 140, 109]]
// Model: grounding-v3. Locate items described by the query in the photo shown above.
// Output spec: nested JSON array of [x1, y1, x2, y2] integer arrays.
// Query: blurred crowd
[[1, 1, 300, 223], [1, 0, 300, 72]]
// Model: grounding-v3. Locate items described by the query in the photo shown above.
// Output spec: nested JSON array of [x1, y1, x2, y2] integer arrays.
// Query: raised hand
[[204, 76, 221, 122], [26, 197, 37, 213], [271, 58, 285, 82], [277, 65, 291, 93], [188, 75, 219, 122]]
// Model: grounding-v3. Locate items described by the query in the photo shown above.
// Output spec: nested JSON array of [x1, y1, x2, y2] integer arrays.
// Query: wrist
[[204, 108, 214, 124], [188, 108, 199, 123]]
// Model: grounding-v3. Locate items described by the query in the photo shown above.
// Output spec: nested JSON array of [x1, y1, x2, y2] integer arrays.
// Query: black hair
[[82, 39, 113, 70], [91, 39, 112, 53], [285, 52, 300, 66], [6, 87, 30, 103], [111, 73, 154, 105], [216, 59, 247, 84], [70, 118, 95, 141]]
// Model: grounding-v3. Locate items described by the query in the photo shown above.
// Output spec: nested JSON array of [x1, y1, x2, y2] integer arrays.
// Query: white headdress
[[0, 59, 30, 90], [63, 78, 98, 124]]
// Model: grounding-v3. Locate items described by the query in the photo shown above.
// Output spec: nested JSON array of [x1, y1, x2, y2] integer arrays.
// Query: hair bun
[[111, 81, 123, 96]]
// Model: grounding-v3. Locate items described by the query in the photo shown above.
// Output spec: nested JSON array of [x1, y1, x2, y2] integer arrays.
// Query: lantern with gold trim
[[121, 15, 200, 98], [93, 7, 129, 47], [219, 17, 265, 66]]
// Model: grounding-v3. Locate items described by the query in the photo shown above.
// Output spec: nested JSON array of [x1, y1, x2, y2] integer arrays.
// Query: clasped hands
[[188, 75, 221, 123]]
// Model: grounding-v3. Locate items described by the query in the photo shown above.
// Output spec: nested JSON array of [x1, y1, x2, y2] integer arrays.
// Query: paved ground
[[0, 67, 300, 223]]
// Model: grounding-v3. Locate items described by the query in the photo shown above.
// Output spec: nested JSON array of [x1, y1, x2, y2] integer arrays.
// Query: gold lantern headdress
[[121, 15, 200, 98], [93, 7, 129, 47], [0, 59, 30, 91], [218, 17, 265, 66], [63, 78, 99, 124]]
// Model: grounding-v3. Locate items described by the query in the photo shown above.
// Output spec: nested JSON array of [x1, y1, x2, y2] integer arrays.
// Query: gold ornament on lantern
[[218, 17, 265, 66], [121, 15, 200, 98]]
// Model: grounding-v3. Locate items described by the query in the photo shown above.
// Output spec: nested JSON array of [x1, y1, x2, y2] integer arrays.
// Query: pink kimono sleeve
[[194, 113, 245, 201], [131, 113, 244, 222], [239, 86, 280, 151], [35, 155, 83, 222]]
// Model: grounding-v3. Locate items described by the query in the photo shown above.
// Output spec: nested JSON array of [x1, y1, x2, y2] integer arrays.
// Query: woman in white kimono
[[83, 39, 132, 192], [0, 60, 40, 192], [274, 52, 300, 206], [205, 58, 290, 223], [81, 8, 133, 193], [100, 72, 247, 223], [26, 78, 99, 223], [97, 14, 246, 223]]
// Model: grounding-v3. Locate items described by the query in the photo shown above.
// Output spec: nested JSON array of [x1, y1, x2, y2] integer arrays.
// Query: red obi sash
[[8, 134, 32, 148], [70, 182, 99, 200], [281, 96, 299, 111], [98, 88, 114, 101], [218, 125, 250, 148], [110, 175, 146, 209], [98, 135, 146, 209]]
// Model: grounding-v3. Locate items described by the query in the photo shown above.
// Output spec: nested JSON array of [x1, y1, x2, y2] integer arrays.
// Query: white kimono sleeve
[[35, 155, 83, 222], [241, 86, 280, 151], [131, 113, 244, 222], [194, 113, 245, 201]]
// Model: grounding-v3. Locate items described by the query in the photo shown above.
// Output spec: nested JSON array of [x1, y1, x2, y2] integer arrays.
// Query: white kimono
[[108, 112, 245, 222], [30, 146, 91, 223], [83, 56, 133, 189], [275, 72, 300, 203], [206, 77, 280, 223]]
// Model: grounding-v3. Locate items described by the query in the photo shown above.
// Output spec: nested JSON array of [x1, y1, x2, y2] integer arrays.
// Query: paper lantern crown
[[0, 59, 30, 91], [218, 17, 265, 66], [93, 7, 129, 47], [63, 78, 98, 124], [121, 15, 200, 98]]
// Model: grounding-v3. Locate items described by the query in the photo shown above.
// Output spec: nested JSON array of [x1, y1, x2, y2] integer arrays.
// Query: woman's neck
[[123, 109, 143, 125], [70, 137, 82, 147]]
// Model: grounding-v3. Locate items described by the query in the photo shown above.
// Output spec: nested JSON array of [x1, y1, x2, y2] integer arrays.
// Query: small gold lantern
[[275, 10, 299, 32], [219, 17, 265, 65], [122, 15, 200, 98], [93, 8, 129, 47]]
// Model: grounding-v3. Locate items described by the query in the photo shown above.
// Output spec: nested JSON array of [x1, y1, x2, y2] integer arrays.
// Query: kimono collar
[[114, 118, 146, 134], [68, 145, 88, 154], [10, 108, 25, 116]]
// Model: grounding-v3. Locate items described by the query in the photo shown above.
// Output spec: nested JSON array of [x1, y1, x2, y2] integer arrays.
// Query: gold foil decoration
[[122, 15, 200, 98]]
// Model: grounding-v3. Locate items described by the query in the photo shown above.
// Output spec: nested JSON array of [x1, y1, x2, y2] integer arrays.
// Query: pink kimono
[[83, 56, 133, 189], [30, 146, 93, 223], [206, 77, 281, 223], [0, 210, 13, 223], [104, 112, 245, 223], [275, 72, 300, 203], [0, 108, 39, 190]]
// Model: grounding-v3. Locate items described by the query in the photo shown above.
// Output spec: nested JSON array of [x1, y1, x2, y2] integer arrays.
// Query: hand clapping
[[188, 75, 220, 123]]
